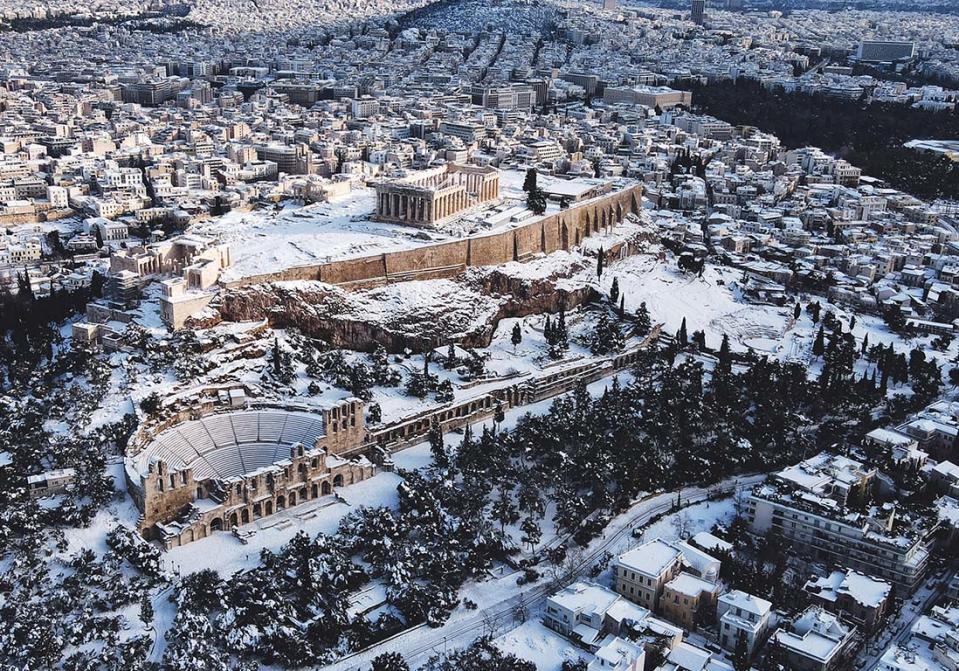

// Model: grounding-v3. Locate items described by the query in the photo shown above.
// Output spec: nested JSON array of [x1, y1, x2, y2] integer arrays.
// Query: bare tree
[[672, 509, 692, 540]]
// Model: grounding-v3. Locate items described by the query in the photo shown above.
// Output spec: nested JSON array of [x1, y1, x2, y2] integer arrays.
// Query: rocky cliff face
[[216, 271, 597, 353], [216, 234, 653, 353]]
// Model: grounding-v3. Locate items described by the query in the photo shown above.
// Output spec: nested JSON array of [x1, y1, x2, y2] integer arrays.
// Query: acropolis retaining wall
[[221, 183, 643, 290]]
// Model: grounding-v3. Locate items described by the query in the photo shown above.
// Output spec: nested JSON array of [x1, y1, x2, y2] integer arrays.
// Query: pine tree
[[590, 311, 624, 355], [793, 302, 801, 320], [139, 594, 154, 626], [635, 301, 651, 336], [511, 322, 522, 351], [435, 378, 454, 403], [861, 332, 869, 355], [520, 516, 542, 552], [491, 487, 519, 532], [609, 276, 619, 304], [677, 317, 688, 346], [368, 402, 382, 424], [493, 399, 505, 426], [618, 294, 625, 320], [596, 248, 604, 278], [371, 652, 410, 671]]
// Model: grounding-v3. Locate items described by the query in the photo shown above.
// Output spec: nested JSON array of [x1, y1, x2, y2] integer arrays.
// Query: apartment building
[[804, 569, 892, 632], [746, 453, 937, 593]]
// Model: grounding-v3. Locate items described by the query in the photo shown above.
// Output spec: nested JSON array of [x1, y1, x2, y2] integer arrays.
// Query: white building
[[716, 590, 772, 654]]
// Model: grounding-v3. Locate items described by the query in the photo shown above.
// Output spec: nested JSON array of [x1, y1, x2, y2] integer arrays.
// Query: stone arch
[[229, 512, 238, 528], [241, 508, 250, 524], [183, 528, 195, 543], [289, 491, 297, 507], [322, 480, 332, 496], [311, 483, 319, 499], [265, 500, 273, 516], [276, 494, 286, 510], [252, 502, 262, 519], [299, 487, 307, 501], [210, 518, 223, 532], [333, 474, 344, 488]]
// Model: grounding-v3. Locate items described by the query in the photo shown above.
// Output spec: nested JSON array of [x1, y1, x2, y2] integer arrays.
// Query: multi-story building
[[746, 453, 937, 593], [717, 590, 772, 654], [471, 84, 535, 111], [856, 41, 916, 63], [660, 572, 719, 630], [612, 539, 684, 610], [603, 86, 692, 110], [805, 569, 892, 632], [772, 607, 857, 671], [691, 0, 705, 25]]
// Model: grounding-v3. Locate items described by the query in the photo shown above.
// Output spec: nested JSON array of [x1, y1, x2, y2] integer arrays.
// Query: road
[[318, 473, 767, 671], [856, 565, 958, 671]]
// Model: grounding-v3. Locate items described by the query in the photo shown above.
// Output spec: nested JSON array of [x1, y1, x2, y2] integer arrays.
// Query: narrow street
[[856, 566, 958, 671]]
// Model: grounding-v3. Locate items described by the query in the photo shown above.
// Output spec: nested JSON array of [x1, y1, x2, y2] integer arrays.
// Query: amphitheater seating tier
[[134, 410, 328, 482]]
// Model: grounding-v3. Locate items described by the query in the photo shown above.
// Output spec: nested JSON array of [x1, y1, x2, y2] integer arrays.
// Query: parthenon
[[371, 163, 500, 228]]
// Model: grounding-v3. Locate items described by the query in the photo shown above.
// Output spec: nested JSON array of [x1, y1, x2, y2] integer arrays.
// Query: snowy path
[[856, 565, 958, 671], [316, 473, 767, 671]]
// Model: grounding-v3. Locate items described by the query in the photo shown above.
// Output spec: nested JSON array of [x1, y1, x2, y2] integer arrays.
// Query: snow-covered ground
[[597, 256, 793, 355], [163, 471, 404, 577], [494, 620, 591, 670]]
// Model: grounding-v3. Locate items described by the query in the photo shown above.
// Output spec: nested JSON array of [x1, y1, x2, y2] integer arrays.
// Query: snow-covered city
[[2, 0, 959, 670]]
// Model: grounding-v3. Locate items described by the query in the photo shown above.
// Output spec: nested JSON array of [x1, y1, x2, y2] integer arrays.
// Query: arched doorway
[[210, 518, 223, 532], [241, 508, 250, 524], [265, 501, 273, 516], [311, 483, 318, 499], [229, 513, 238, 528], [322, 481, 331, 496], [333, 474, 344, 488], [289, 491, 297, 507], [276, 495, 286, 510], [253, 503, 262, 519]]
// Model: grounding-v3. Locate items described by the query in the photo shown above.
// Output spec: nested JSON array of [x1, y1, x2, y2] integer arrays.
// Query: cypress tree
[[812, 326, 825, 357]]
